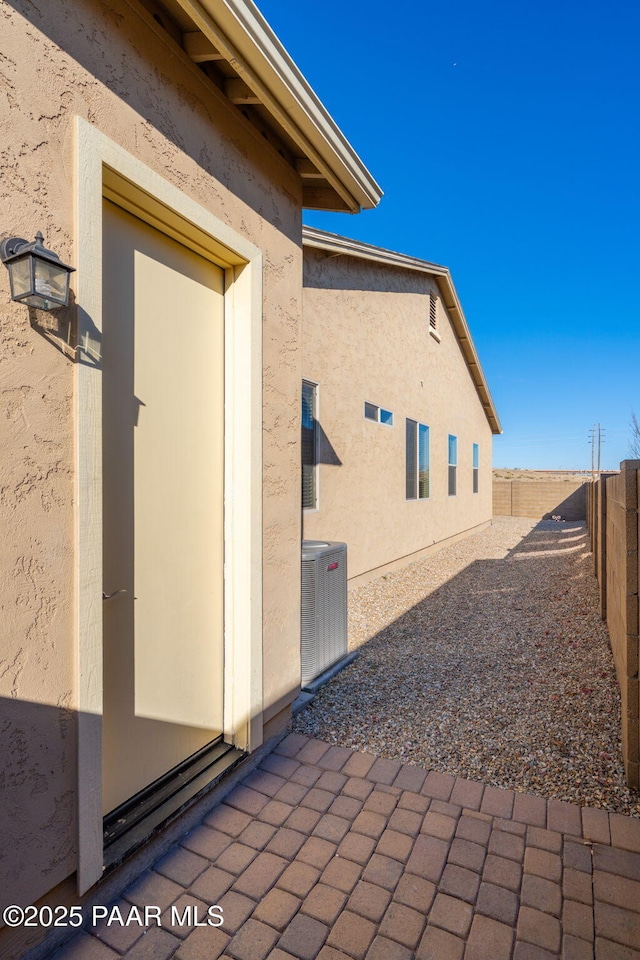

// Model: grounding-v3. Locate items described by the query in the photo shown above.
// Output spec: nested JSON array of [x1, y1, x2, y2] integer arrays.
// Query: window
[[472, 443, 479, 493], [364, 402, 393, 426], [302, 381, 317, 509], [406, 419, 430, 499], [448, 434, 457, 496]]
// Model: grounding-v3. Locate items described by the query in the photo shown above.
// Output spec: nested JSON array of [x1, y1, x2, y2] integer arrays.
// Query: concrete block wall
[[493, 479, 587, 520], [595, 478, 610, 617], [493, 481, 513, 516], [588, 462, 640, 789]]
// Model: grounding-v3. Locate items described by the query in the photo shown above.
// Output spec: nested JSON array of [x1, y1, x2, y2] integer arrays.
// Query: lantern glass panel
[[8, 255, 33, 300], [33, 259, 69, 306]]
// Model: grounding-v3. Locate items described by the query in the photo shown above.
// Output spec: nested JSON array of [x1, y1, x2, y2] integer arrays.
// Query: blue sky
[[259, 0, 640, 470]]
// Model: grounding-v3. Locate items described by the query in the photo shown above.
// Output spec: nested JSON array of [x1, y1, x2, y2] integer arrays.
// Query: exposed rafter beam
[[171, 0, 382, 211], [182, 31, 224, 62], [295, 158, 325, 179], [302, 186, 350, 211], [224, 79, 261, 104]]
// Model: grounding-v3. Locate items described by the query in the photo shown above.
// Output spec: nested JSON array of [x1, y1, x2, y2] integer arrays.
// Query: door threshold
[[103, 739, 245, 872]]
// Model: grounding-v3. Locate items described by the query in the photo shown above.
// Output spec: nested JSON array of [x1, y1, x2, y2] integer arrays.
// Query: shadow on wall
[[540, 486, 587, 521], [303, 249, 436, 294], [0, 686, 302, 960], [0, 696, 78, 919], [493, 480, 588, 521], [318, 422, 342, 466]]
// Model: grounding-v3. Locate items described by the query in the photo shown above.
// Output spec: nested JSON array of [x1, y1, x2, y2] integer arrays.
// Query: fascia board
[[303, 227, 502, 435], [174, 0, 382, 212], [303, 226, 451, 276], [434, 277, 502, 435]]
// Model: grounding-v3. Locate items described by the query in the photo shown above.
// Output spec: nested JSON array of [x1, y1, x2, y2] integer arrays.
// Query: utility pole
[[597, 423, 605, 477], [588, 424, 605, 479]]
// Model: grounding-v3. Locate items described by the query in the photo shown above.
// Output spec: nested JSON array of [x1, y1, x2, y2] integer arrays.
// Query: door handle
[[103, 589, 127, 600]]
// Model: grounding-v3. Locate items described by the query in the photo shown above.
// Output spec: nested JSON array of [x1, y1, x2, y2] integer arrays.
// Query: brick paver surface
[[53, 736, 640, 960]]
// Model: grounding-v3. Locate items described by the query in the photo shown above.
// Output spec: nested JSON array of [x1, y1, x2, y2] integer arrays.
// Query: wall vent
[[301, 540, 348, 686], [429, 293, 438, 330]]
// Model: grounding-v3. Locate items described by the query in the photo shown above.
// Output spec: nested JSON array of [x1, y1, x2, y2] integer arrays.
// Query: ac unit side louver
[[301, 540, 348, 686]]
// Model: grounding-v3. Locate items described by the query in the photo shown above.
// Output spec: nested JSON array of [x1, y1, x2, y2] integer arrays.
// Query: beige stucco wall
[[0, 0, 302, 912], [302, 248, 494, 581]]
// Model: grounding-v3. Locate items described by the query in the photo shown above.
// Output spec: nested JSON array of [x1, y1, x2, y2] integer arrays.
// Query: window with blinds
[[406, 419, 430, 500], [473, 442, 479, 493], [448, 434, 457, 496], [302, 381, 318, 509]]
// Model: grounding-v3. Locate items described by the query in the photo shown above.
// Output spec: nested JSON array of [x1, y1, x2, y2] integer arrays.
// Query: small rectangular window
[[472, 443, 479, 493], [448, 434, 457, 496], [406, 419, 430, 499], [302, 381, 317, 509], [365, 402, 393, 426]]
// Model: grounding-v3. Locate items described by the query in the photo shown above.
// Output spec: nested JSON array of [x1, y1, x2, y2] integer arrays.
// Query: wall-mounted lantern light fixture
[[1, 232, 75, 311]]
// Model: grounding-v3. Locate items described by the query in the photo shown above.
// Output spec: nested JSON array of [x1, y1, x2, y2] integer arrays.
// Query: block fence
[[493, 479, 588, 519], [587, 461, 640, 789]]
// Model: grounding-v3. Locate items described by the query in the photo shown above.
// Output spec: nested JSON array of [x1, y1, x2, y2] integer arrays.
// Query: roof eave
[[433, 275, 502, 436], [303, 227, 502, 435], [303, 226, 450, 276], [173, 0, 382, 213]]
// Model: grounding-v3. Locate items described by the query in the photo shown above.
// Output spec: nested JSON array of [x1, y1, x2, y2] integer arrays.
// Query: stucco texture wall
[[302, 249, 494, 581], [0, 0, 302, 910]]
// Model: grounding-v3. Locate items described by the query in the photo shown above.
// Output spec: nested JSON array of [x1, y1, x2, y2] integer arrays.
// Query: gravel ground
[[294, 517, 640, 817]]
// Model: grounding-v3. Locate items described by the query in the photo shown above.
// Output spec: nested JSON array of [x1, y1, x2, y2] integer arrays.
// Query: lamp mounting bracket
[[0, 237, 29, 262]]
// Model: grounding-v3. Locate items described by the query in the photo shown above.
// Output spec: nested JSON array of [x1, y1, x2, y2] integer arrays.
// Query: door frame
[[75, 118, 263, 893]]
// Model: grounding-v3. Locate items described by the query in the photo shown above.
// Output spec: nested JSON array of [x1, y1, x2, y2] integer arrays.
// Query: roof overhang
[[303, 227, 502, 435], [165, 0, 382, 213]]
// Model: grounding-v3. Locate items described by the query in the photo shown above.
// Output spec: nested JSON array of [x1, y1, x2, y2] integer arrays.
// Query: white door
[[102, 200, 225, 814]]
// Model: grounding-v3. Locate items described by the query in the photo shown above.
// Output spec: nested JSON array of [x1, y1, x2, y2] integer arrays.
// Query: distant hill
[[493, 469, 594, 482]]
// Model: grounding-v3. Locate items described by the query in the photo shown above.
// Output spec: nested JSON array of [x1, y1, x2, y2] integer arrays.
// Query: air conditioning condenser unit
[[301, 540, 348, 686]]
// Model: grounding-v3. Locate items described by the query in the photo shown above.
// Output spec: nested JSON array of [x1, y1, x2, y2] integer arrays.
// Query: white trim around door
[[74, 117, 263, 894]]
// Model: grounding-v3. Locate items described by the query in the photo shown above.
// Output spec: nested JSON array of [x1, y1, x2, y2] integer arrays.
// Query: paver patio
[[53, 733, 640, 960]]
